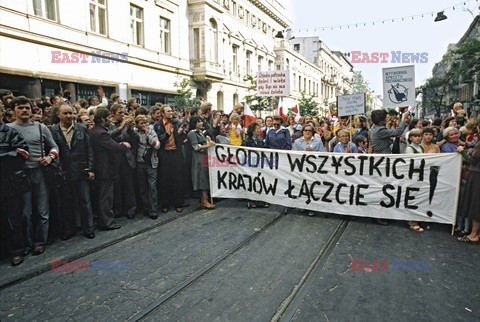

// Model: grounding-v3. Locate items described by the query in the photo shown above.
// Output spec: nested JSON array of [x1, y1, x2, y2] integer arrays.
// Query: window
[[293, 73, 296, 90], [232, 45, 238, 73], [309, 80, 311, 94], [130, 5, 144, 46], [298, 76, 301, 91], [257, 56, 263, 72], [33, 0, 58, 21], [209, 19, 218, 63], [217, 91, 224, 111], [89, 0, 107, 35], [245, 10, 250, 26], [232, 1, 237, 16], [268, 60, 273, 71], [293, 44, 300, 51], [159, 17, 171, 54], [246, 51, 252, 75], [193, 28, 200, 60], [233, 93, 239, 105]]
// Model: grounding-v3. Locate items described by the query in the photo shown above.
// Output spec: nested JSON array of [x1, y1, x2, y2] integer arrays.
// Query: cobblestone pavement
[[0, 199, 479, 321]]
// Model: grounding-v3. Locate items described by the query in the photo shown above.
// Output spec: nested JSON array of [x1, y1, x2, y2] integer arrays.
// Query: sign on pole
[[382, 65, 415, 108], [257, 70, 290, 97], [337, 93, 366, 117]]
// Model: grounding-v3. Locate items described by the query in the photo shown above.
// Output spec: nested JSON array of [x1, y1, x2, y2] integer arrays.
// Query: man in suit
[[108, 104, 138, 219], [89, 108, 130, 230], [154, 105, 186, 213], [50, 104, 96, 239]]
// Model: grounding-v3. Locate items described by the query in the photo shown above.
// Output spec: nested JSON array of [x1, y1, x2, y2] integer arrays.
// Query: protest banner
[[257, 71, 290, 97], [207, 145, 461, 224], [382, 65, 415, 108], [337, 93, 365, 117]]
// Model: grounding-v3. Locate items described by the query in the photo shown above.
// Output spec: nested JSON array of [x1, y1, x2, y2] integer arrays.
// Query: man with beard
[[50, 104, 95, 239], [154, 105, 186, 213]]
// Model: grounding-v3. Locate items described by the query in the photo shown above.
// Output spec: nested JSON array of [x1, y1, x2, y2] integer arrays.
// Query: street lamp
[[434, 11, 448, 22]]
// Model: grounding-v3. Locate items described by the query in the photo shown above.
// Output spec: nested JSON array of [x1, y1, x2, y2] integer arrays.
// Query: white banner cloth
[[208, 145, 461, 224]]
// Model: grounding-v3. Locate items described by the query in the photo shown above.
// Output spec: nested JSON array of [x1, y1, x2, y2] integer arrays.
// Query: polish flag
[[275, 98, 287, 122], [293, 103, 301, 117], [243, 102, 257, 128]]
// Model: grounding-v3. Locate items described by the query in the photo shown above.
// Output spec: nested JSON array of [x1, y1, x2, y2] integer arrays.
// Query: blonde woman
[[227, 112, 243, 146]]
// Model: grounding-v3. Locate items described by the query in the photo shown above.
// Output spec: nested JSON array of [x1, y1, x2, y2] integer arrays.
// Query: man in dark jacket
[[89, 108, 130, 230], [108, 104, 138, 219], [154, 105, 187, 213], [51, 104, 95, 239], [0, 104, 29, 265]]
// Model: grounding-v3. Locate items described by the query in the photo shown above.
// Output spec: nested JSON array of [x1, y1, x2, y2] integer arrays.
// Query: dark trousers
[[137, 163, 158, 216], [97, 179, 116, 228], [0, 191, 25, 257], [158, 149, 184, 209], [113, 157, 136, 217], [62, 179, 94, 235]]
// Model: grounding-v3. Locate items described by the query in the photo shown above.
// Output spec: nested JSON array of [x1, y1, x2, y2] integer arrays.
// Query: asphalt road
[[0, 199, 479, 321]]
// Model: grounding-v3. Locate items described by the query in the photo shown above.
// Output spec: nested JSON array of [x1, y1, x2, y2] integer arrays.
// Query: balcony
[[190, 59, 226, 82]]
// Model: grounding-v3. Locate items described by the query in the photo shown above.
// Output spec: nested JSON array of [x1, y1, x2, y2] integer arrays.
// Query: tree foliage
[[420, 37, 480, 117], [297, 90, 318, 116], [173, 78, 200, 111], [351, 71, 372, 112]]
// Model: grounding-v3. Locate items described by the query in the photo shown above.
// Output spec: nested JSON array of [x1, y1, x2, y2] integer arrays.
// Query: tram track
[[273, 218, 350, 321], [128, 211, 287, 322], [0, 207, 196, 291]]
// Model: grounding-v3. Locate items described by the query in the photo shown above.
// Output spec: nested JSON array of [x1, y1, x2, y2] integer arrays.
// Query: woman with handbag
[[134, 115, 161, 219], [187, 116, 215, 209]]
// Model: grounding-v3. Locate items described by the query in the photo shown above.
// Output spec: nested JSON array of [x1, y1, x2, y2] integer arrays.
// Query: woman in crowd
[[187, 115, 216, 209], [265, 115, 292, 150], [352, 115, 368, 143], [293, 124, 325, 152], [242, 122, 268, 208], [333, 129, 358, 153], [227, 112, 243, 146], [457, 118, 480, 243], [440, 127, 462, 153], [135, 115, 161, 219], [215, 123, 230, 144]]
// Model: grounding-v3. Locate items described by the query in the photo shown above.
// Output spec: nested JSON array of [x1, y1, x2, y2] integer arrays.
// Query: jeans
[[137, 163, 158, 216], [23, 168, 49, 248]]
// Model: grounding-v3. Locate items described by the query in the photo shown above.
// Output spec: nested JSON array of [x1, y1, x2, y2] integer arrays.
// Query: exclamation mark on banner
[[427, 166, 440, 217]]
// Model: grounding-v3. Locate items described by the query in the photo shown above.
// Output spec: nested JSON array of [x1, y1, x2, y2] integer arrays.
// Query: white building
[[290, 36, 354, 114], [274, 36, 322, 114], [0, 0, 291, 112], [188, 0, 290, 111]]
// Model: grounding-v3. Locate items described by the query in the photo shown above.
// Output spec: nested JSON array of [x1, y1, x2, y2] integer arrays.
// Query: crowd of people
[[1, 88, 479, 267]]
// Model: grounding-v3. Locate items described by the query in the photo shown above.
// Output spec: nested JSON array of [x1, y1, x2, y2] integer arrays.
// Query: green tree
[[297, 90, 318, 115], [351, 71, 372, 112], [243, 75, 270, 112], [173, 78, 200, 111]]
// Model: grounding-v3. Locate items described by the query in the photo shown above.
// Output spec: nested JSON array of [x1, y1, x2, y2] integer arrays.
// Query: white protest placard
[[257, 70, 290, 97], [383, 65, 415, 108], [337, 93, 365, 117], [208, 145, 461, 224]]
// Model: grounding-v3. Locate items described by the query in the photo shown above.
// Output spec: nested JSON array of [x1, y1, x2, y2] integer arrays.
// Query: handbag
[[39, 124, 67, 188]]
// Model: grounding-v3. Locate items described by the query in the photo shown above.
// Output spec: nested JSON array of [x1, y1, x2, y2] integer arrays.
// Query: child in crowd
[[405, 128, 424, 232], [333, 129, 357, 153]]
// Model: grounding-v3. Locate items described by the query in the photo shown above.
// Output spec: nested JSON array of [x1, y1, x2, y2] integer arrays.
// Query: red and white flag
[[293, 103, 301, 117], [243, 102, 257, 128], [275, 98, 287, 122]]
